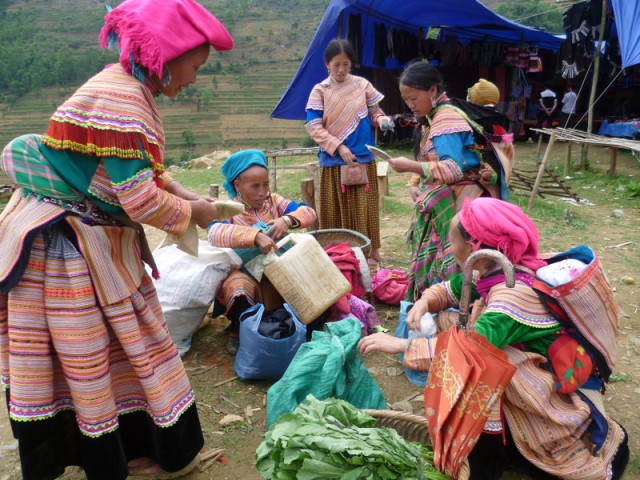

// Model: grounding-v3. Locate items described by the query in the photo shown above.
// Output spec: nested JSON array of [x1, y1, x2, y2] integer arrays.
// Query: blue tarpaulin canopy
[[611, 0, 640, 69], [271, 0, 562, 120]]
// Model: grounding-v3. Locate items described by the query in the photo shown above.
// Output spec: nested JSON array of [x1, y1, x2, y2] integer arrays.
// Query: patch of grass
[[172, 169, 224, 195], [240, 422, 254, 433], [628, 455, 640, 473], [382, 197, 413, 217], [510, 192, 589, 240]]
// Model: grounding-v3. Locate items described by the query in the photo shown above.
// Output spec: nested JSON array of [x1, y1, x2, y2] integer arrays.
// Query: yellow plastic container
[[264, 233, 352, 324]]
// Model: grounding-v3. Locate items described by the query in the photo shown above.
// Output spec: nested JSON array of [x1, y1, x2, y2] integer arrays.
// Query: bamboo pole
[[528, 132, 556, 212], [581, 0, 607, 169], [564, 142, 572, 177]]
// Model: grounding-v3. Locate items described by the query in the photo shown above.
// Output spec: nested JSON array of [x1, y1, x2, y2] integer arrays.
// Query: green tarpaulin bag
[[266, 317, 386, 427]]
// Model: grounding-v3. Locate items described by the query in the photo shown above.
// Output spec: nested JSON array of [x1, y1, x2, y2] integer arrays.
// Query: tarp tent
[[611, 0, 640, 68], [271, 0, 562, 120]]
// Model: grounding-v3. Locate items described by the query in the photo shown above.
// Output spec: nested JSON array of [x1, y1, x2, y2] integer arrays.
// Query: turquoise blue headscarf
[[221, 149, 268, 198]]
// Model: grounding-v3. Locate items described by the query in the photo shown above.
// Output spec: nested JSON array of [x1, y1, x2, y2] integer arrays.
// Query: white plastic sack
[[152, 240, 242, 356]]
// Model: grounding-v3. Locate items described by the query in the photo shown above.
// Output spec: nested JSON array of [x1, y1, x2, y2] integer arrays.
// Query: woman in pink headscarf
[[0, 1, 233, 478], [359, 198, 628, 480]]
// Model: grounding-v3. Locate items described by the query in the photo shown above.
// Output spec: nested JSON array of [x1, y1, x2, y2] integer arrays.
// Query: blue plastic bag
[[234, 303, 306, 381], [394, 301, 429, 387]]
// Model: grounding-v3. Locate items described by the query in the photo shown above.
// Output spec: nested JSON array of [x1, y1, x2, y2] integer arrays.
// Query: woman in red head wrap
[[359, 198, 628, 480]]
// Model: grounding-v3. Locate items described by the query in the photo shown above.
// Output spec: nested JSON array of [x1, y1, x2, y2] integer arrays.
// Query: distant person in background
[[536, 82, 557, 138], [467, 78, 500, 108], [560, 83, 578, 127], [0, 1, 233, 478], [305, 38, 391, 268], [467, 78, 514, 198]]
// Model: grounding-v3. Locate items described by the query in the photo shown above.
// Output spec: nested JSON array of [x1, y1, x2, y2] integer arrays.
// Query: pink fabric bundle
[[99, 0, 233, 78], [458, 197, 546, 271], [324, 242, 366, 298], [372, 269, 409, 306]]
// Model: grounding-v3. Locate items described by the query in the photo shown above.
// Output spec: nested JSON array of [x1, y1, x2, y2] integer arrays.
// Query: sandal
[[127, 453, 202, 480]]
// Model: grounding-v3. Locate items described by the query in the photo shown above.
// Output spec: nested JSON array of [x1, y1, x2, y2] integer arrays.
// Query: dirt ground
[[0, 142, 639, 479]]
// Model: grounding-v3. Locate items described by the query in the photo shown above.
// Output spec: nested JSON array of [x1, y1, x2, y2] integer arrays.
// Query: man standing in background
[[536, 82, 557, 138], [560, 83, 577, 127]]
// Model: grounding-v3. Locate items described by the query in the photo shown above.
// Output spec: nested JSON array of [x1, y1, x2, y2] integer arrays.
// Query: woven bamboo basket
[[363, 409, 430, 445], [307, 229, 371, 257]]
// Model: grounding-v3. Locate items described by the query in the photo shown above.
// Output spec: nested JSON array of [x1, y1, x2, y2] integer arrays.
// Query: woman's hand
[[265, 218, 289, 241], [409, 186, 421, 202], [337, 144, 356, 163], [358, 332, 406, 355], [190, 198, 218, 229], [377, 115, 392, 129], [388, 156, 422, 174], [406, 298, 429, 331], [255, 232, 279, 254]]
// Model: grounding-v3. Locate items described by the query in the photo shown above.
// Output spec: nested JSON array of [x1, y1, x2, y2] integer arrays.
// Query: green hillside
[[0, 0, 329, 159], [0, 0, 564, 159]]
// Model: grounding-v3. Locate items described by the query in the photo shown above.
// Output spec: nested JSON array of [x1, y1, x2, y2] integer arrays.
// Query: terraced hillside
[[0, 0, 328, 158]]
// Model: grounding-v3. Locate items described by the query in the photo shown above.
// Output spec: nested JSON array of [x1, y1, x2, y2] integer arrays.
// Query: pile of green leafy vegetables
[[255, 395, 451, 480]]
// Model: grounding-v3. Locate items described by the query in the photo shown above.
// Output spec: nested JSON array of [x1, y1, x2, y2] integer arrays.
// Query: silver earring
[[431, 96, 438, 109], [161, 65, 172, 88]]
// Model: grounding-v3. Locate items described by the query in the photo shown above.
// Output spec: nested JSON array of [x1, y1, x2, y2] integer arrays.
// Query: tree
[[197, 89, 214, 111], [182, 130, 196, 152], [496, 0, 563, 34]]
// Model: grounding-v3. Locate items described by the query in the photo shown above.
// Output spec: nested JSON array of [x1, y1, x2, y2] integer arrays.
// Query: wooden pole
[[377, 176, 385, 211], [536, 133, 544, 160], [208, 184, 219, 198], [581, 0, 607, 170], [564, 142, 572, 177], [270, 155, 278, 191], [301, 178, 319, 230], [528, 132, 556, 212]]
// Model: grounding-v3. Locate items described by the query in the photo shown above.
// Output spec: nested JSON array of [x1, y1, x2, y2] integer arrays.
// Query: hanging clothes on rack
[[346, 13, 363, 66]]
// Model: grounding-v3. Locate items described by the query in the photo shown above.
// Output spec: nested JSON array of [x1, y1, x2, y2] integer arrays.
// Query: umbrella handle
[[458, 249, 515, 328]]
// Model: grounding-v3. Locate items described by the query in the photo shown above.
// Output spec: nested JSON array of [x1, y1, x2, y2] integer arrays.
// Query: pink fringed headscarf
[[99, 0, 233, 78], [458, 197, 547, 271]]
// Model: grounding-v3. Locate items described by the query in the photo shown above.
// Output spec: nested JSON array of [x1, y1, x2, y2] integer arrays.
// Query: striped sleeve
[[208, 221, 259, 249], [425, 158, 464, 185], [102, 158, 191, 235], [403, 337, 438, 371], [306, 108, 341, 156], [365, 80, 385, 125], [272, 193, 317, 228], [421, 280, 459, 312]]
